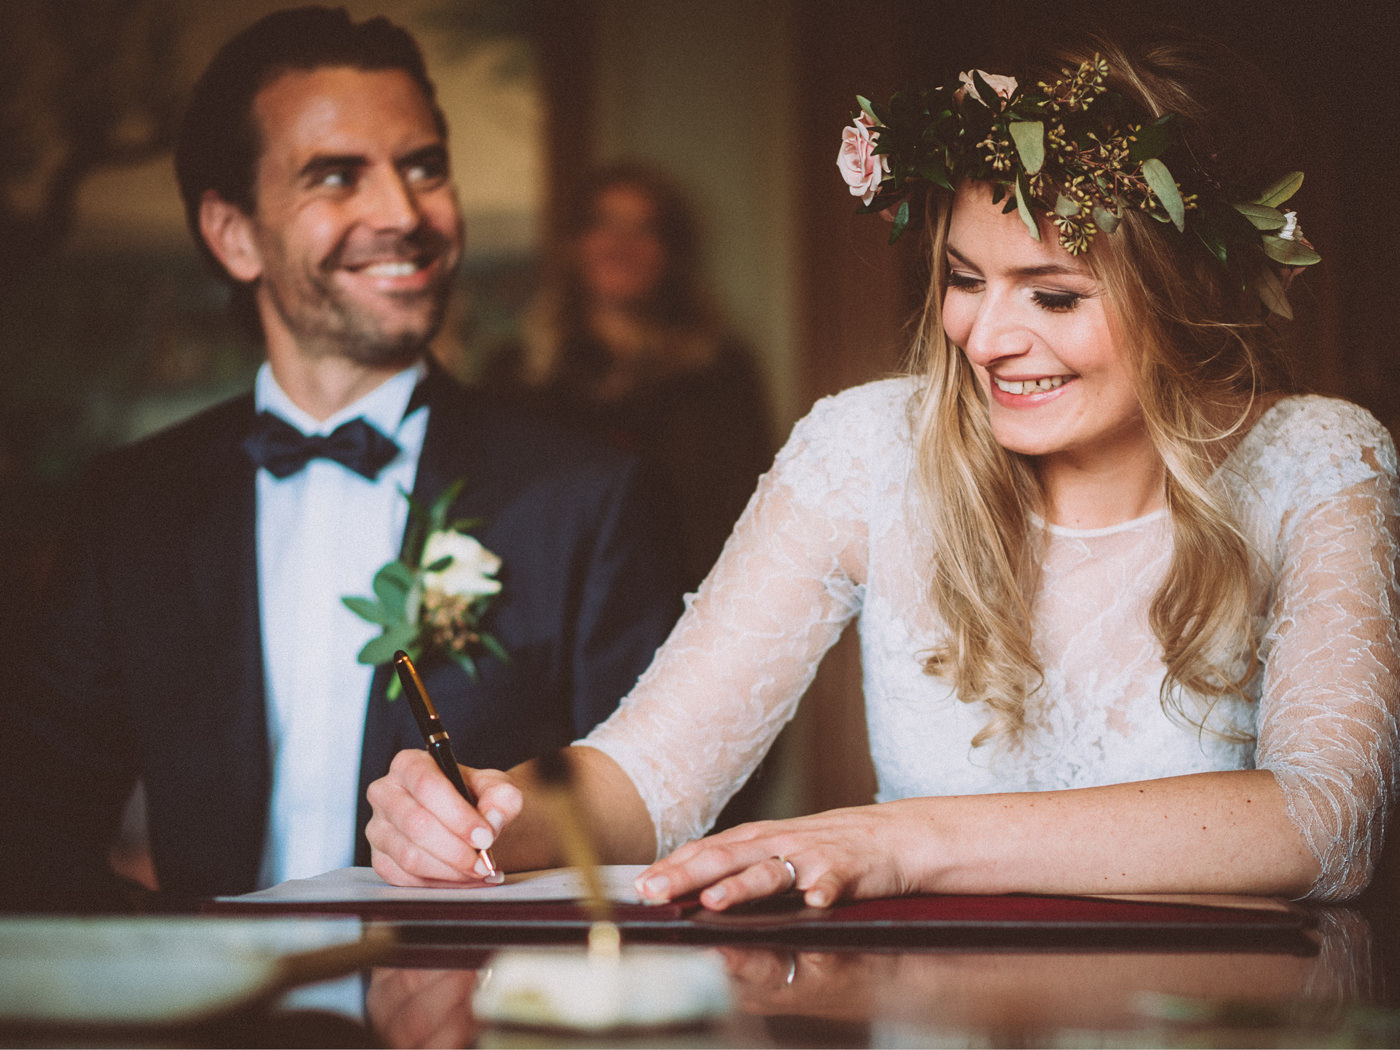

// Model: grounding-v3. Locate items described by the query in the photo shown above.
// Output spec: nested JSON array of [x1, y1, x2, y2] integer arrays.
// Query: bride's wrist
[[874, 797, 969, 895]]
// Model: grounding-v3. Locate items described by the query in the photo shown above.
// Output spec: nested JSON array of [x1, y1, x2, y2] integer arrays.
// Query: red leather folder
[[208, 890, 1313, 950]]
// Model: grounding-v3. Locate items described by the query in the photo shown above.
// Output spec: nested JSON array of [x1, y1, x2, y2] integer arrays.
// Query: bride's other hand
[[366, 749, 522, 886], [635, 803, 929, 910]]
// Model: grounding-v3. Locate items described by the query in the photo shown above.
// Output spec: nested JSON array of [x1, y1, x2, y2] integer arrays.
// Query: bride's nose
[[960, 298, 1034, 367]]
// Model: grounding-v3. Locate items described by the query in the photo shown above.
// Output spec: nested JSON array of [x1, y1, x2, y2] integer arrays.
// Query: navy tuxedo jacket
[[0, 366, 679, 907]]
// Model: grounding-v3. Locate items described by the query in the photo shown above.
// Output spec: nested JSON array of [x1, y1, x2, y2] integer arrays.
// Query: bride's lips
[[987, 372, 1076, 407]]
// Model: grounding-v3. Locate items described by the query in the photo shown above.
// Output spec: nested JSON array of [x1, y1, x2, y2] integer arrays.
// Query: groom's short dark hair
[[173, 6, 447, 335]]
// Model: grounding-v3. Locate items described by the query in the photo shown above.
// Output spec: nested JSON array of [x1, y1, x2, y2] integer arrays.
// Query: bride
[[367, 23, 1399, 906]]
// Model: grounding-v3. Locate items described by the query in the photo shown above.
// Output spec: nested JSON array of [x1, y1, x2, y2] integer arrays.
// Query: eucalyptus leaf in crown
[[838, 56, 1319, 313]]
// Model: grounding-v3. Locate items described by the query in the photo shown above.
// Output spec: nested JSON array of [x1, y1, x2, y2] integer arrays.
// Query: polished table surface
[[8, 902, 1396, 1048]]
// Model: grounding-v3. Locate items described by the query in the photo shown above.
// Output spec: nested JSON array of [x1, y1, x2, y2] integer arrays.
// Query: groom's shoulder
[[430, 377, 636, 481], [89, 392, 255, 489]]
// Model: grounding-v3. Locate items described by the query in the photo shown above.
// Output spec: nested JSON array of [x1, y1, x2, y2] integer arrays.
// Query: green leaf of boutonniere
[[342, 595, 396, 626], [371, 561, 414, 613], [448, 650, 481, 683], [427, 479, 464, 532], [481, 634, 510, 664], [342, 478, 507, 699], [358, 624, 419, 666]]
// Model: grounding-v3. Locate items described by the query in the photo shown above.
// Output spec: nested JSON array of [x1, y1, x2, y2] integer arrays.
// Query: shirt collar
[[253, 360, 428, 438]]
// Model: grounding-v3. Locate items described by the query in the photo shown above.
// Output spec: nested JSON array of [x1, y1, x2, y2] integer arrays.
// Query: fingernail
[[702, 885, 727, 906], [638, 876, 669, 901], [474, 855, 494, 878], [469, 827, 494, 850], [485, 810, 505, 833], [483, 870, 505, 885]]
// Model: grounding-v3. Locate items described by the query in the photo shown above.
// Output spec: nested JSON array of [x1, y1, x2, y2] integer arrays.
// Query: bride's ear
[[199, 190, 263, 283]]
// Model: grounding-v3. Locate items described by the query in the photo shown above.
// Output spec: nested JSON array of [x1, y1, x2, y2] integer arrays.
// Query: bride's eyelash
[[945, 266, 1083, 313], [1032, 289, 1082, 312]]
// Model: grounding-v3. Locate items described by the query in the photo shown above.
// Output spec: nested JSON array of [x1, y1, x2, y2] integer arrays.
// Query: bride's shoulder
[[773, 376, 919, 488], [1245, 395, 1393, 455], [1233, 394, 1397, 491], [795, 375, 920, 436]]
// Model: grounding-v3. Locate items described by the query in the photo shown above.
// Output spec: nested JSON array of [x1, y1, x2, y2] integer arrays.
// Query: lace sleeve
[[579, 384, 895, 856], [1253, 406, 1400, 901]]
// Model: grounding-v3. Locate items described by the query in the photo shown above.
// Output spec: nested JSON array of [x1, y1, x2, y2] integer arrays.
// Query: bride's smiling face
[[941, 184, 1150, 473]]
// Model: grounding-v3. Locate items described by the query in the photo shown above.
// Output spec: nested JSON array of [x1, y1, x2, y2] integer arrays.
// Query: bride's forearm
[[493, 745, 657, 871], [901, 769, 1319, 897]]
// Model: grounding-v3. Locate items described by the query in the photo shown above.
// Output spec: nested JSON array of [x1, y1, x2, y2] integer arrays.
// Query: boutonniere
[[342, 480, 508, 698]]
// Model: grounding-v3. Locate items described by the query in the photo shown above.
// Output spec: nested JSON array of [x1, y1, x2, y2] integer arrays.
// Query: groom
[[0, 7, 677, 909]]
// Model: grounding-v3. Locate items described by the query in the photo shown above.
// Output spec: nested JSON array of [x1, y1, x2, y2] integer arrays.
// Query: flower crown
[[839, 57, 1320, 316]]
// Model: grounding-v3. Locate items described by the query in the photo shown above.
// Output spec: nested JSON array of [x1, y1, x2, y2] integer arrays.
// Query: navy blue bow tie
[[243, 412, 401, 480]]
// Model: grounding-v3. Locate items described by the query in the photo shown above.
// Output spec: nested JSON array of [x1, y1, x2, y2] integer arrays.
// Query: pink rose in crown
[[957, 70, 1018, 108], [838, 112, 887, 205]]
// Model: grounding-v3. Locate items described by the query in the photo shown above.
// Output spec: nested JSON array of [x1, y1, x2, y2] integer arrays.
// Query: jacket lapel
[[354, 366, 481, 861]]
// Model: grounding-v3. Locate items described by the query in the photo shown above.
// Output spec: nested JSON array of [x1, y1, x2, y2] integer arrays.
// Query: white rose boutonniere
[[343, 480, 507, 698]]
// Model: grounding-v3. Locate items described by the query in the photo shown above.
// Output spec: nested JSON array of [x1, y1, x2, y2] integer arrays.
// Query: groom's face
[[234, 65, 464, 367]]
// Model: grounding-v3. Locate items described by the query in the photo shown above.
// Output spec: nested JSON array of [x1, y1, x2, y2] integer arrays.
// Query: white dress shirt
[[253, 361, 428, 888]]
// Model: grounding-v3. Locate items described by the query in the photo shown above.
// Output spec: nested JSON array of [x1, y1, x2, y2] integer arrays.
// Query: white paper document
[[217, 864, 649, 905]]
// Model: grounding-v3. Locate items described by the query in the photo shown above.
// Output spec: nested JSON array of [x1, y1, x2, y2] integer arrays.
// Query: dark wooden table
[[21, 901, 1382, 1048]]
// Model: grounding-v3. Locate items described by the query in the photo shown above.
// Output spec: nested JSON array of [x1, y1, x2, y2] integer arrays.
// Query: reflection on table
[[2, 906, 1396, 1048], [339, 907, 1400, 1049]]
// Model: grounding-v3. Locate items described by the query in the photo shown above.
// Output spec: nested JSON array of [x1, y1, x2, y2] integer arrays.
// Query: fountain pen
[[392, 650, 498, 878]]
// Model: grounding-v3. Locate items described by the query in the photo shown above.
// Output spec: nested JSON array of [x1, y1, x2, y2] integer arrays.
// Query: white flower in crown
[[958, 70, 1019, 107]]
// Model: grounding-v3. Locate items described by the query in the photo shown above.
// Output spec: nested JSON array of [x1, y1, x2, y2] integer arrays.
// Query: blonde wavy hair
[[909, 26, 1297, 746]]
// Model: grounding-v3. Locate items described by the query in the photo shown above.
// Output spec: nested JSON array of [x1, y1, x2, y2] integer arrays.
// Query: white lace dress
[[581, 378, 1400, 900]]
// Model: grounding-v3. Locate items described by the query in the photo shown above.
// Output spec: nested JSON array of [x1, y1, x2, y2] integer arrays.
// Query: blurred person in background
[[483, 162, 774, 596]]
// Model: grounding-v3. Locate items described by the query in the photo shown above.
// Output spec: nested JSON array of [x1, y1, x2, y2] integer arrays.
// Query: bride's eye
[[1032, 289, 1082, 312], [946, 270, 982, 292]]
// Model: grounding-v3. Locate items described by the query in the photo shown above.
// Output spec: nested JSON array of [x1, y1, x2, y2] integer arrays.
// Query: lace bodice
[[582, 378, 1400, 900]]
